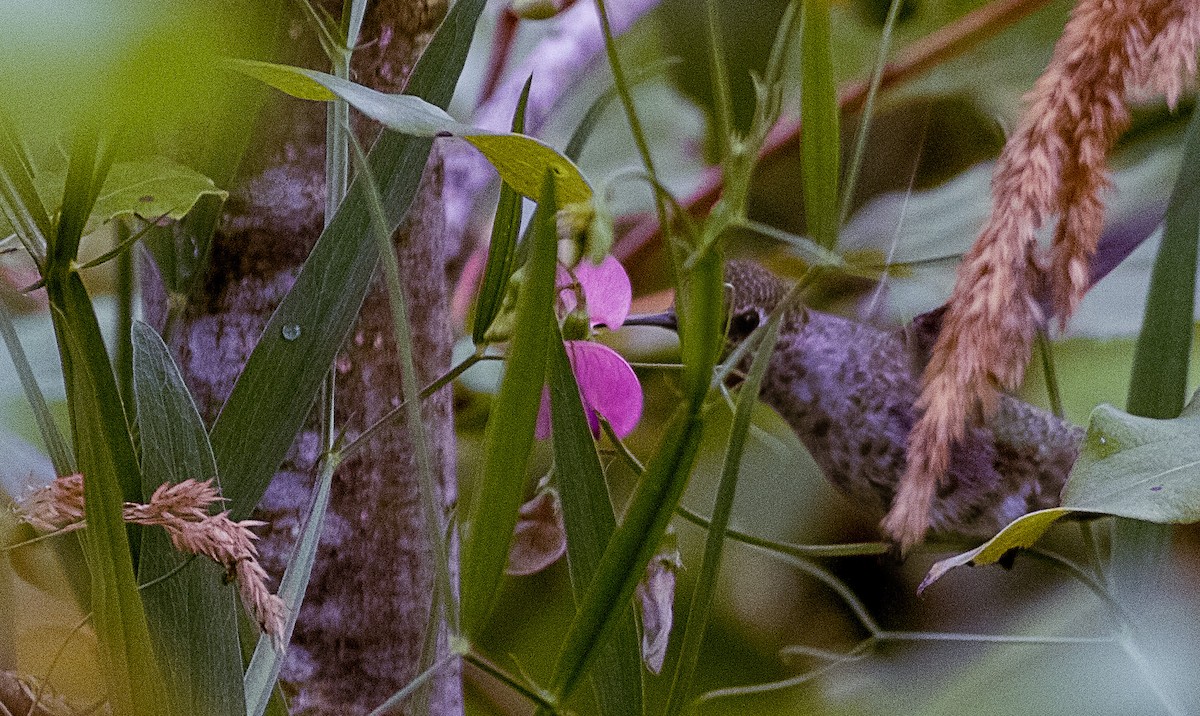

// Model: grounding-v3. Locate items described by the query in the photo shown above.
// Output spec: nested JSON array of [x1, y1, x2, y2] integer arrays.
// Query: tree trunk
[[142, 1, 461, 712]]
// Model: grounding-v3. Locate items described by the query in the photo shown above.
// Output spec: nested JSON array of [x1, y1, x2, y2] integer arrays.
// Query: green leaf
[[473, 76, 531, 345], [231, 60, 591, 204], [1117, 101, 1200, 606], [49, 280, 169, 715], [799, 0, 840, 250], [922, 389, 1200, 592], [919, 508, 1073, 591], [89, 157, 227, 234], [544, 407, 706, 711], [663, 297, 784, 716], [132, 322, 243, 716], [548, 330, 642, 716], [0, 298, 73, 476], [0, 115, 52, 265], [210, 0, 489, 522], [0, 155, 227, 242], [244, 455, 339, 716], [462, 171, 560, 638]]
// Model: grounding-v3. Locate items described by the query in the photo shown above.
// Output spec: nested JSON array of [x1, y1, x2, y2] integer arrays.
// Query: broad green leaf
[[133, 322, 243, 716], [922, 389, 1200, 591], [210, 0, 488, 522], [0, 156, 227, 241], [462, 172, 559, 638], [89, 157, 227, 234], [799, 0, 839, 250], [231, 60, 591, 204], [548, 329, 643, 716], [473, 77, 530, 345]]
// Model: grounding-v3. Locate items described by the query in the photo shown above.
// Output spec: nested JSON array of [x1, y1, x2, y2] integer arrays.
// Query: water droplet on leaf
[[282, 324, 302, 341]]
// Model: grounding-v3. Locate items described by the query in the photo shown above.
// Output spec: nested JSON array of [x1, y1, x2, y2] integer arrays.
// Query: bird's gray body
[[726, 261, 1083, 540]]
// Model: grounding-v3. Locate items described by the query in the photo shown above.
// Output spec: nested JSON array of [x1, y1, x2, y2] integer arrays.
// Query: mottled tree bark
[[142, 1, 462, 713]]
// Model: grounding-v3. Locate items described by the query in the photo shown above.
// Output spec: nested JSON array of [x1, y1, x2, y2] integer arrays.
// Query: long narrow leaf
[[46, 135, 169, 715], [473, 76, 531, 344], [461, 171, 560, 638], [799, 0, 840, 250], [232, 60, 591, 204], [663, 304, 783, 716], [0, 299, 73, 475], [210, 0, 489, 521], [133, 322, 244, 716], [542, 407, 706, 710], [1115, 103, 1200, 608], [548, 331, 642, 716], [50, 294, 169, 715], [243, 454, 339, 716]]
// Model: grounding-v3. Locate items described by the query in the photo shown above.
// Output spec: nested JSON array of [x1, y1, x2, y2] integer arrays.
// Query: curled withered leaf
[[636, 546, 683, 675], [505, 488, 567, 577]]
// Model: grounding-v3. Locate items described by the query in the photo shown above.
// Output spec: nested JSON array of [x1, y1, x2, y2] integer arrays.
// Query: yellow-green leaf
[[230, 59, 592, 204]]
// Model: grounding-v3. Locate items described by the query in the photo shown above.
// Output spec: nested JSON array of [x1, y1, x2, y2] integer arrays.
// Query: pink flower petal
[[568, 341, 642, 438], [558, 255, 632, 329], [535, 341, 643, 440]]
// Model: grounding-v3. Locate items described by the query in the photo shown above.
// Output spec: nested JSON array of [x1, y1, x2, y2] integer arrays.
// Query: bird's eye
[[728, 309, 761, 342]]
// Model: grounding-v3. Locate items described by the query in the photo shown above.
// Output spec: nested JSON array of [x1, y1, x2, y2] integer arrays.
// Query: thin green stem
[[465, 651, 559, 713], [675, 504, 889, 558], [839, 0, 904, 227], [695, 639, 873, 708], [591, 0, 670, 235], [0, 527, 80, 553], [1036, 329, 1065, 418], [875, 630, 1116, 645], [365, 651, 460, 716], [348, 133, 457, 639], [137, 555, 199, 592], [1120, 635, 1188, 716], [27, 610, 93, 716], [335, 351, 484, 462]]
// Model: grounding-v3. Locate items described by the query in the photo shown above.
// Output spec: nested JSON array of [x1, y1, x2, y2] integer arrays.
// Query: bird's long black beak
[[623, 311, 678, 331]]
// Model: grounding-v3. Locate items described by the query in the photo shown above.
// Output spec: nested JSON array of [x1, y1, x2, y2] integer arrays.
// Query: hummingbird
[[630, 260, 1084, 545]]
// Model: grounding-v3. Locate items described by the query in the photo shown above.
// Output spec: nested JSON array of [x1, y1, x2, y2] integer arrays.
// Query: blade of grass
[[243, 452, 340, 716], [548, 330, 643, 716], [0, 114, 51, 266], [663, 295, 784, 716], [799, 0, 840, 250], [132, 322, 244, 716], [838, 0, 904, 227], [0, 299, 73, 475], [541, 406, 706, 712], [461, 170, 559, 638], [1110, 104, 1200, 711], [209, 0, 488, 522], [348, 126, 457, 639], [473, 76, 531, 345], [45, 132, 170, 715]]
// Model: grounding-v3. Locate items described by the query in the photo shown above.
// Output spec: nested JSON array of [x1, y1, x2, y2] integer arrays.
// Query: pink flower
[[537, 256, 642, 440]]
